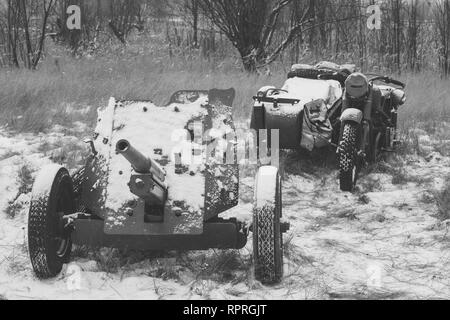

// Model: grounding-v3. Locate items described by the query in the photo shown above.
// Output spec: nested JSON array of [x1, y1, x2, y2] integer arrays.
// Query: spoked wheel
[[28, 165, 75, 279], [339, 122, 360, 192], [253, 166, 283, 284]]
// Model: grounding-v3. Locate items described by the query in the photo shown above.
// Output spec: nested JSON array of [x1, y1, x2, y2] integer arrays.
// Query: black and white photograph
[[0, 0, 449, 304]]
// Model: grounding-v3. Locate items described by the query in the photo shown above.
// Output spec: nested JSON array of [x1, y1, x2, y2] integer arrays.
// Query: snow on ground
[[0, 126, 450, 300]]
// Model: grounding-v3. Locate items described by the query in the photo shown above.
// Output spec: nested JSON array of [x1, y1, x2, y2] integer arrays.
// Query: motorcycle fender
[[341, 108, 363, 124]]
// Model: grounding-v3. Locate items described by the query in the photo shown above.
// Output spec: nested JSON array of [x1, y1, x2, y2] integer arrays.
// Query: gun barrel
[[116, 139, 166, 182]]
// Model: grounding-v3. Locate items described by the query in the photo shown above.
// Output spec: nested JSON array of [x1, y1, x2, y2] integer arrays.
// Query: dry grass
[[435, 180, 450, 220], [371, 158, 431, 186], [0, 34, 282, 133], [358, 176, 383, 192], [5, 239, 29, 275], [71, 246, 167, 275], [0, 150, 20, 161], [38, 138, 88, 170], [180, 250, 252, 285], [371, 160, 408, 185], [1, 32, 448, 137], [70, 245, 253, 286], [399, 73, 450, 130], [0, 60, 280, 132], [5, 162, 35, 218], [16, 162, 34, 193]]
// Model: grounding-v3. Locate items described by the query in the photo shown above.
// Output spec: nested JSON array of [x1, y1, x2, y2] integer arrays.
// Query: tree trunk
[[7, 0, 19, 68], [32, 0, 55, 69], [18, 0, 32, 68], [192, 0, 199, 47]]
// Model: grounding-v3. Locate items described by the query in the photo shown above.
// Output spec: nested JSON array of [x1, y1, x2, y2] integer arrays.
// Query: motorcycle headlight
[[392, 89, 406, 106], [257, 86, 276, 98]]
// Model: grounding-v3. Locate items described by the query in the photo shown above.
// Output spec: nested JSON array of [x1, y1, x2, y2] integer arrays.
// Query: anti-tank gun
[[27, 89, 288, 284]]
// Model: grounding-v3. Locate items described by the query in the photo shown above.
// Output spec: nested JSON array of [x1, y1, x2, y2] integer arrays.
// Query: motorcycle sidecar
[[250, 62, 354, 153]]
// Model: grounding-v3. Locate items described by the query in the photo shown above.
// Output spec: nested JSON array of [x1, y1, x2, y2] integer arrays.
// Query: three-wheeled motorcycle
[[250, 62, 406, 191]]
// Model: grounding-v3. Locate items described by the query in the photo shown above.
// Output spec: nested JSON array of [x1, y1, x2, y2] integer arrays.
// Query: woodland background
[[0, 0, 448, 132]]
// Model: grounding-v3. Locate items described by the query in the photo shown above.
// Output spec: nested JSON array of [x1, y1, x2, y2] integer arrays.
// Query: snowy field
[[0, 121, 450, 300]]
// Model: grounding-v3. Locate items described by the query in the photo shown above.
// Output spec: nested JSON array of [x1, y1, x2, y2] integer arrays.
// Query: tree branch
[[263, 15, 362, 67], [261, 0, 292, 47], [33, 0, 55, 69]]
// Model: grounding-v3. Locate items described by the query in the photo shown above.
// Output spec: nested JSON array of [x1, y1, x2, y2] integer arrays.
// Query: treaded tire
[[253, 166, 283, 284], [28, 167, 75, 279], [339, 123, 359, 192]]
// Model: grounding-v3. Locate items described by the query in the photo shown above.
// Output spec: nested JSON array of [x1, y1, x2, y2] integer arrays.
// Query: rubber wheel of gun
[[253, 166, 283, 284], [339, 123, 359, 192], [28, 166, 75, 279]]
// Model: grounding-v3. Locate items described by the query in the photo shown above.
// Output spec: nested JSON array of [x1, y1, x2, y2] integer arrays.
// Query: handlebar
[[388, 79, 406, 88], [368, 75, 406, 89], [253, 96, 301, 105]]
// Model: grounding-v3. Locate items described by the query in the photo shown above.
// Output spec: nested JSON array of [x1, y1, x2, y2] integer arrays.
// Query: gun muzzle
[[116, 139, 166, 183]]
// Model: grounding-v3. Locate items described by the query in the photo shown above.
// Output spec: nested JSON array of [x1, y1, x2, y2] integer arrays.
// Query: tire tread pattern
[[339, 123, 358, 191], [28, 169, 73, 279], [253, 172, 283, 284], [29, 195, 56, 278], [254, 204, 279, 283]]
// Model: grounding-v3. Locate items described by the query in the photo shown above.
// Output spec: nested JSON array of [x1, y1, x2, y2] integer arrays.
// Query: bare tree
[[198, 0, 315, 71], [5, 0, 55, 69], [407, 0, 420, 71], [435, 0, 450, 76], [392, 0, 403, 72], [6, 0, 20, 67], [181, 0, 200, 47], [108, 0, 145, 44], [54, 0, 148, 53], [32, 0, 55, 69]]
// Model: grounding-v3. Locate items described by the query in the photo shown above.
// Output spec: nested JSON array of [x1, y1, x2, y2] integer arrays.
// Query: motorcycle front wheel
[[339, 122, 359, 192]]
